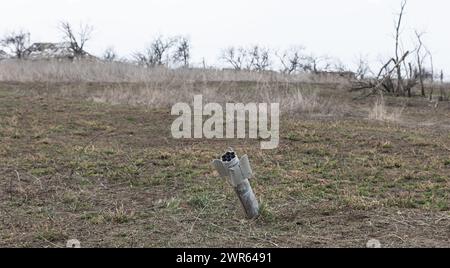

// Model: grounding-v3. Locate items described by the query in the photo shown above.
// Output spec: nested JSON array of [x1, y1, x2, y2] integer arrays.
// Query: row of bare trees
[[220, 45, 353, 75], [0, 30, 330, 73], [0, 24, 351, 74], [220, 46, 271, 72], [0, 23, 192, 67], [132, 36, 191, 68]]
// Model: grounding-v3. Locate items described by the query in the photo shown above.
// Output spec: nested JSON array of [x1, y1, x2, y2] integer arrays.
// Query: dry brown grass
[[0, 59, 314, 83], [0, 60, 345, 116], [28, 82, 346, 117], [368, 97, 404, 122], [0, 59, 354, 117]]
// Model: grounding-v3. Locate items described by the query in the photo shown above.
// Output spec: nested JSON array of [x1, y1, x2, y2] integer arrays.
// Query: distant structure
[[0, 49, 10, 60], [25, 42, 74, 60], [24, 42, 96, 61]]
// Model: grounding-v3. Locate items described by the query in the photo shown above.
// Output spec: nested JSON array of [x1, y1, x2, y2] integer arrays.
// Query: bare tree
[[173, 36, 191, 67], [438, 70, 446, 101], [301, 55, 318, 73], [202, 58, 207, 69], [414, 31, 428, 97], [276, 46, 304, 74], [404, 61, 419, 97], [59, 21, 93, 58], [247, 45, 271, 71], [221, 46, 247, 70], [134, 35, 176, 67], [102, 47, 117, 62], [1, 30, 30, 59], [151, 35, 176, 66], [394, 0, 407, 95], [424, 46, 434, 100]]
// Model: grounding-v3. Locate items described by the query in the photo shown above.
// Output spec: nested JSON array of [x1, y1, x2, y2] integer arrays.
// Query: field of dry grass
[[0, 63, 449, 247], [0, 60, 316, 83]]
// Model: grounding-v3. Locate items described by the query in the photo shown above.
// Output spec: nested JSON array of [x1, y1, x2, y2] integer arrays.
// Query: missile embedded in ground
[[212, 150, 259, 219]]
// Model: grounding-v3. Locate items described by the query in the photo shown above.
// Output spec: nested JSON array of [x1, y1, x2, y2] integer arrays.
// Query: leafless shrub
[[354, 55, 371, 80], [102, 47, 117, 62], [300, 54, 332, 74]]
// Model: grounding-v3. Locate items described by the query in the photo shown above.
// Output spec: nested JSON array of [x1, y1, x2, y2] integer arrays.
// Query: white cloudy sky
[[1, 0, 449, 75]]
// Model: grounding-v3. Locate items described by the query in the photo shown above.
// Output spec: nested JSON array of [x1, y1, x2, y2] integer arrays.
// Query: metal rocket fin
[[239, 155, 253, 179], [212, 160, 229, 178]]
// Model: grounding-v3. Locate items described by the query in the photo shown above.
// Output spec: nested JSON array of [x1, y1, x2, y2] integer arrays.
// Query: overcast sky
[[1, 0, 449, 76]]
